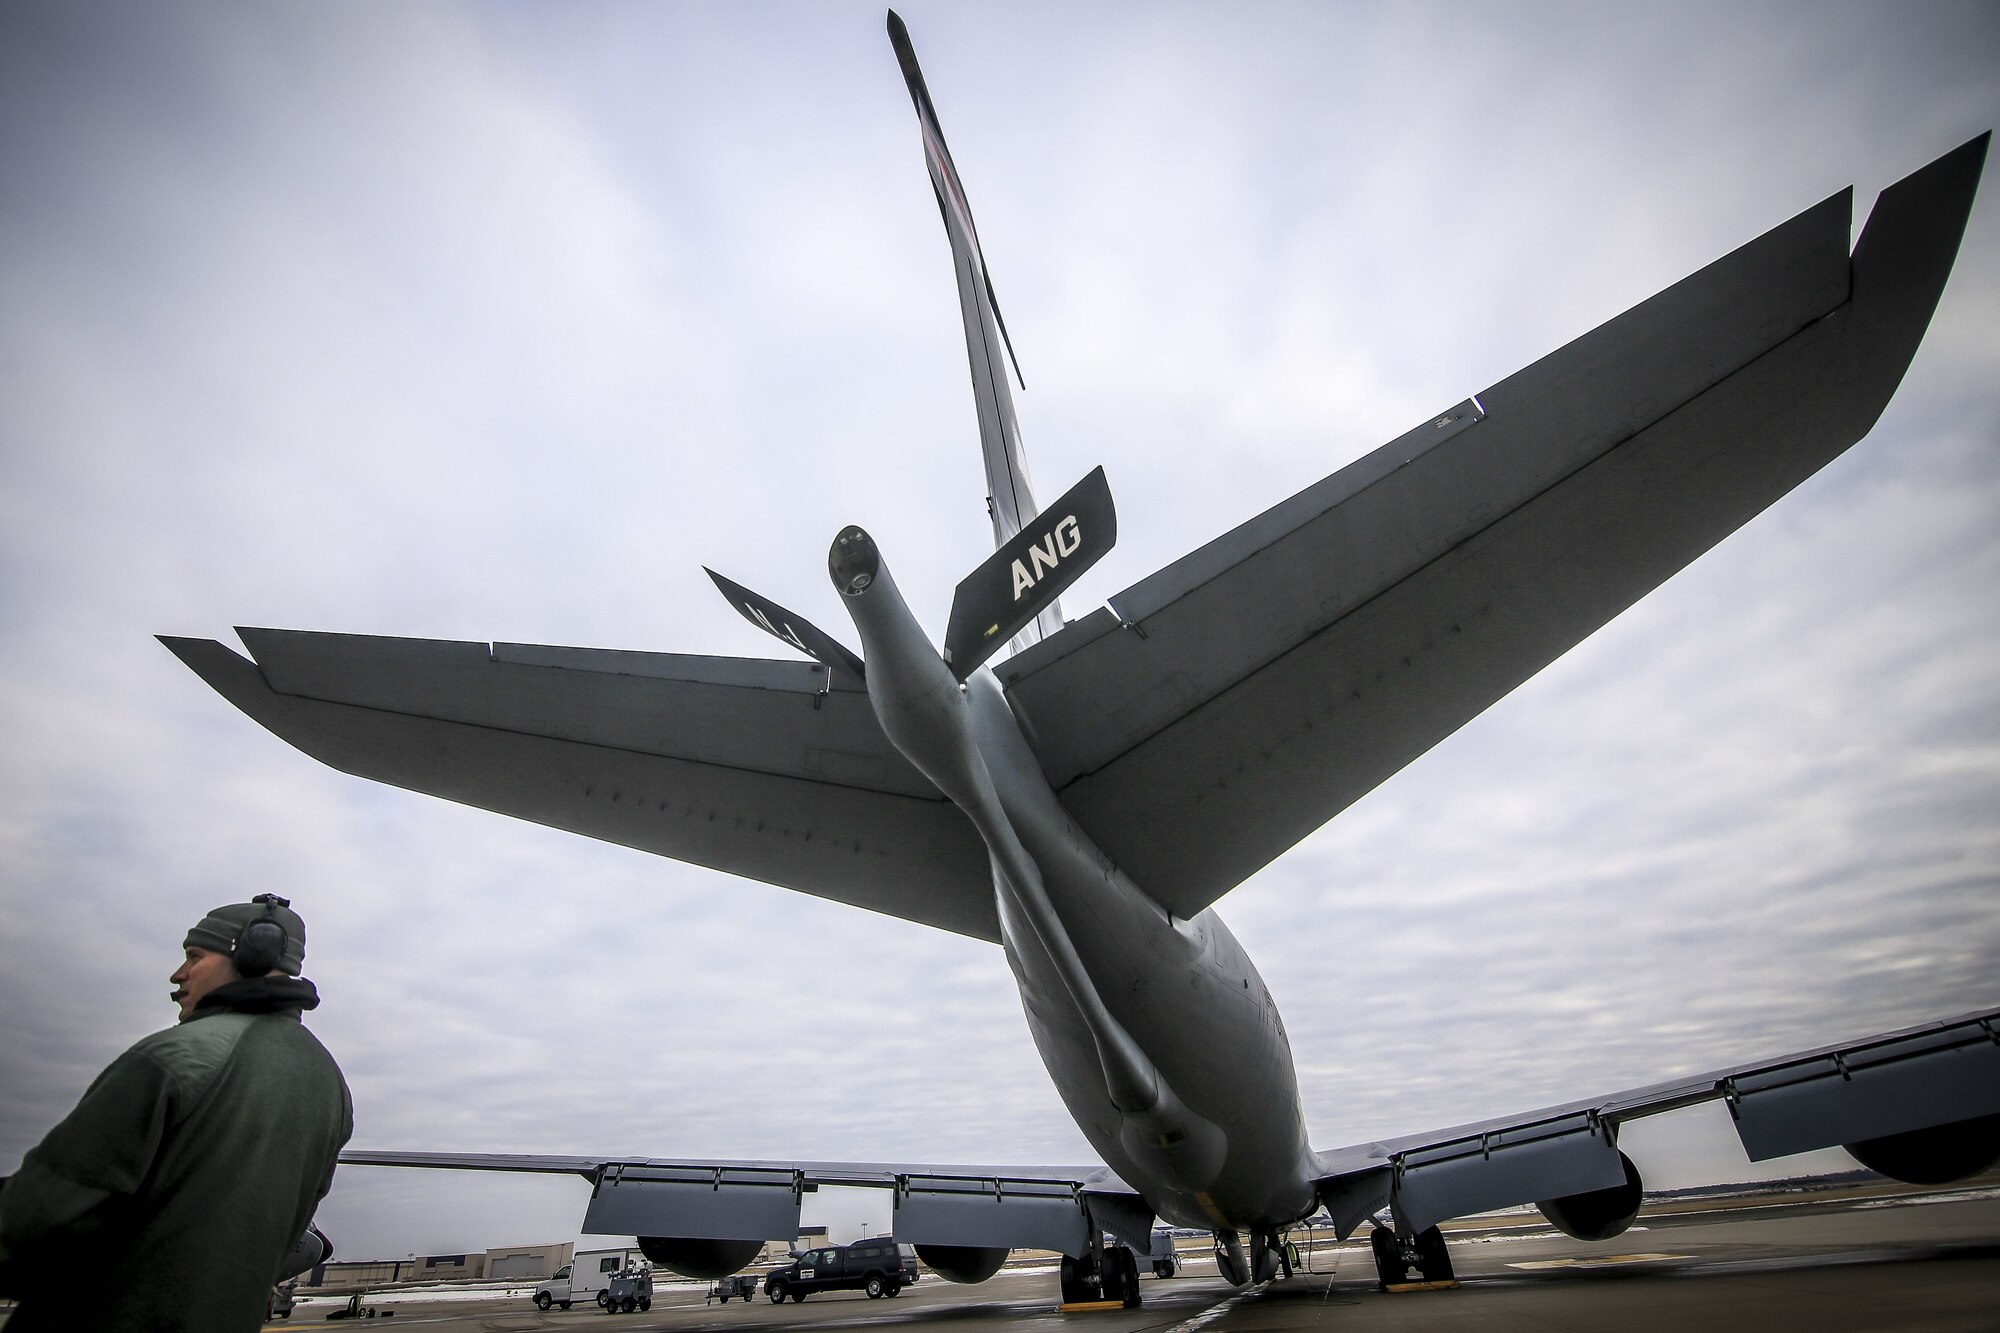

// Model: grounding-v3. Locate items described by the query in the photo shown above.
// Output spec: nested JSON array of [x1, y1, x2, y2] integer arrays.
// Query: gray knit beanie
[[184, 899, 307, 977]]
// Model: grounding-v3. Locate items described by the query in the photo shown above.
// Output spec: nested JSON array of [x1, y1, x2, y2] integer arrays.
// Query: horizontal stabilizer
[[707, 568, 866, 683], [944, 467, 1115, 680]]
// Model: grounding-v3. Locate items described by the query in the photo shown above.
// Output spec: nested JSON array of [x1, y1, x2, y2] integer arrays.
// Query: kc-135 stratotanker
[[163, 10, 1997, 1303]]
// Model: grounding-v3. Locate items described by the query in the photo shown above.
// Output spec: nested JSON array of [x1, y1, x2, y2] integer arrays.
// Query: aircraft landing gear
[[1251, 1229, 1288, 1283], [1212, 1231, 1250, 1286], [1213, 1228, 1297, 1285], [1368, 1224, 1456, 1290], [1059, 1244, 1141, 1308]]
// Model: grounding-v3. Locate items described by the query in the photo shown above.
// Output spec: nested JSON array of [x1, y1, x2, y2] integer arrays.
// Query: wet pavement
[[210, 1188, 2000, 1333]]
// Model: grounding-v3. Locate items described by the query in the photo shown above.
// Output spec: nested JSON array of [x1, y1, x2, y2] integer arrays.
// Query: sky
[[2, 0, 1997, 1263]]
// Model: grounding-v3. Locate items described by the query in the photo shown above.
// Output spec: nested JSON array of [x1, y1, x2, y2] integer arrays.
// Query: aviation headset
[[232, 893, 292, 978]]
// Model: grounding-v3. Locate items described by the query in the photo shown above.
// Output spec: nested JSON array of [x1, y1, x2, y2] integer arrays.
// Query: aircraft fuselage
[[831, 526, 1320, 1236]]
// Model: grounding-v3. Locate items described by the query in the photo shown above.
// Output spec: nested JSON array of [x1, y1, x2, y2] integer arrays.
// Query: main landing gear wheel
[[1413, 1227, 1454, 1281], [1111, 1246, 1142, 1308], [1058, 1254, 1096, 1305], [1065, 1246, 1141, 1307], [1369, 1224, 1456, 1289], [1369, 1227, 1407, 1287]]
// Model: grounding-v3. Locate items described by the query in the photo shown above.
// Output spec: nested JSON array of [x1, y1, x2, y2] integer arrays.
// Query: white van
[[533, 1248, 645, 1311]]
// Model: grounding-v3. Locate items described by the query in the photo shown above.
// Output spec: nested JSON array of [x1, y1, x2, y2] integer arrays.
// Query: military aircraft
[[161, 11, 1996, 1301]]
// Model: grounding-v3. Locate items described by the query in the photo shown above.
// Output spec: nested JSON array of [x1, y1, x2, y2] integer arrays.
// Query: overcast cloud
[[2, 0, 1996, 1260]]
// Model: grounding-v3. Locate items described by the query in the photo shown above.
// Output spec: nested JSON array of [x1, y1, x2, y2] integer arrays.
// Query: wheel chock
[[1058, 1299, 1128, 1312], [1383, 1279, 1461, 1293]]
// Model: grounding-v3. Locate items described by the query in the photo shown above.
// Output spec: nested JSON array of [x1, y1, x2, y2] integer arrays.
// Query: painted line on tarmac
[[1508, 1252, 1691, 1270], [1159, 1280, 1269, 1333]]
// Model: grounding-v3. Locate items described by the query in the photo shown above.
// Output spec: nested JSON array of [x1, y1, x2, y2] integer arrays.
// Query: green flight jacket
[[0, 976, 352, 1332]]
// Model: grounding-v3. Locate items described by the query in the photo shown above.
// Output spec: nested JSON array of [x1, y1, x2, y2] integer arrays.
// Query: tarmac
[[248, 1184, 2000, 1333], [7, 1183, 1993, 1332]]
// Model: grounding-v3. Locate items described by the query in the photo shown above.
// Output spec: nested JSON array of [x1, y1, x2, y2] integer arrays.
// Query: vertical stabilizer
[[888, 10, 1063, 648]]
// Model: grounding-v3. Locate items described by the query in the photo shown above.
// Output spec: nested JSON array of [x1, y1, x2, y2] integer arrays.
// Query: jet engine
[[1844, 1112, 2000, 1186], [637, 1237, 765, 1280], [913, 1244, 1009, 1283], [1535, 1150, 1643, 1242], [277, 1224, 332, 1281]]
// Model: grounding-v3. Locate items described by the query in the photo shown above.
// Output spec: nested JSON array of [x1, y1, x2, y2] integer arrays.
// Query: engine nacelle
[[1845, 1112, 2000, 1186], [276, 1224, 332, 1282], [1536, 1150, 1643, 1242], [913, 1244, 1009, 1284], [637, 1237, 765, 1280]]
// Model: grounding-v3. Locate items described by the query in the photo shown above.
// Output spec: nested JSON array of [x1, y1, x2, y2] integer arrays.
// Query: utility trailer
[[706, 1274, 761, 1304]]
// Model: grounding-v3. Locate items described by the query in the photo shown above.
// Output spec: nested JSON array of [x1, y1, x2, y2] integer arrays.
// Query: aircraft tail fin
[[888, 10, 1063, 651]]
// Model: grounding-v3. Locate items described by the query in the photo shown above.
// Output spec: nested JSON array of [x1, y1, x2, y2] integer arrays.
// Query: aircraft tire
[[1368, 1227, 1407, 1288], [1116, 1246, 1142, 1308], [1413, 1226, 1454, 1282]]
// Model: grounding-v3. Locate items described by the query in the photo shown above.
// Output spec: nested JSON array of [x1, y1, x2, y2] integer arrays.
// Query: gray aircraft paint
[[159, 14, 1997, 1281], [834, 525, 1314, 1231]]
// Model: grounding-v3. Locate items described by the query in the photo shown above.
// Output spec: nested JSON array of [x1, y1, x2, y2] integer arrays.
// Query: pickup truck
[[764, 1240, 921, 1302]]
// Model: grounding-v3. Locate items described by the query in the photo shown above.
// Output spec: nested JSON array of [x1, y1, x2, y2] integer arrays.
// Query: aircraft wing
[[158, 630, 997, 941], [338, 1148, 1157, 1258], [1306, 1006, 2000, 1237], [341, 1007, 1998, 1250], [1001, 134, 1987, 921]]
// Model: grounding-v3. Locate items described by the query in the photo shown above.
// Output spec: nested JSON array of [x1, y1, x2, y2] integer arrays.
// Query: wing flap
[[162, 634, 996, 940], [1005, 136, 1983, 920], [340, 1145, 1139, 1255], [1312, 1006, 2000, 1234]]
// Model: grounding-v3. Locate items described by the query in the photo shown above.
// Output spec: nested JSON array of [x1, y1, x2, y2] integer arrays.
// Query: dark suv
[[764, 1239, 921, 1302]]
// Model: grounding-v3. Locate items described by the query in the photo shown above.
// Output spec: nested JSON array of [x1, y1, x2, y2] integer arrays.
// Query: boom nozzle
[[830, 526, 881, 596]]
